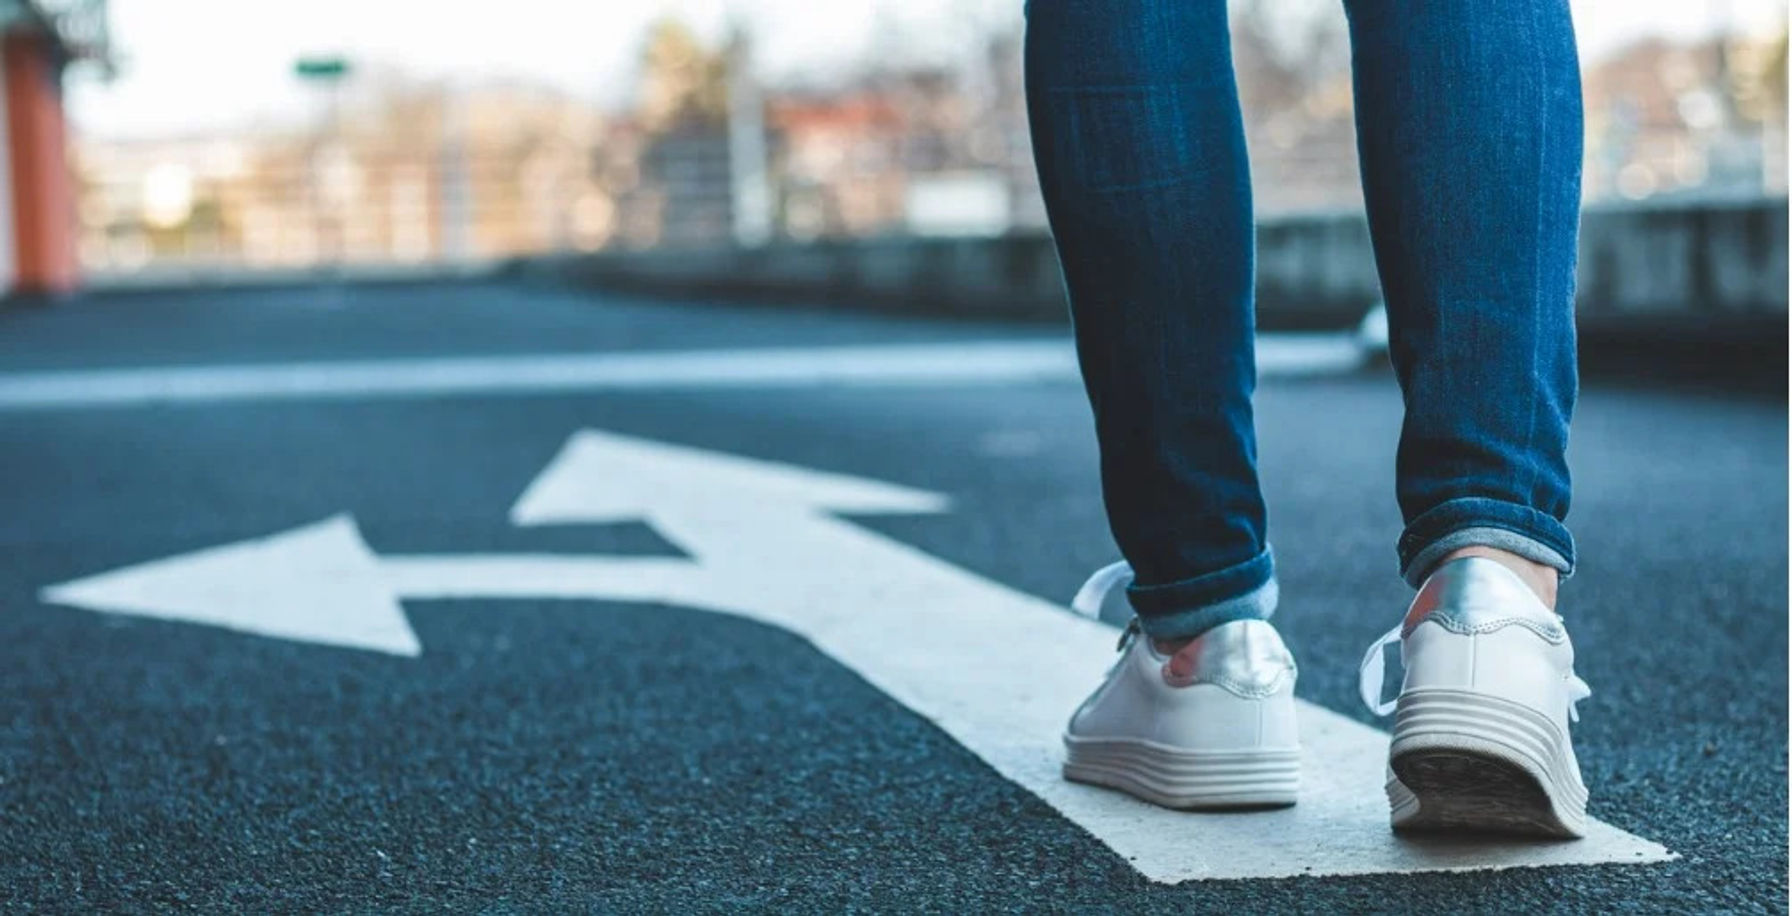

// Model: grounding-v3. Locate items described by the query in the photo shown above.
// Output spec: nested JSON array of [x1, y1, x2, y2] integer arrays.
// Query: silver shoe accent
[[1162, 619, 1297, 696], [1403, 556, 1566, 642]]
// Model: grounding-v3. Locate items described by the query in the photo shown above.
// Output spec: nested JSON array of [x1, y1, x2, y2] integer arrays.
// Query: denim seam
[[1522, 0, 1549, 514]]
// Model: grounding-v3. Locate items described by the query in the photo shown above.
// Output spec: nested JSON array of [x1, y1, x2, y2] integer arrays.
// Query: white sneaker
[[1063, 562, 1300, 809], [1359, 556, 1592, 837]]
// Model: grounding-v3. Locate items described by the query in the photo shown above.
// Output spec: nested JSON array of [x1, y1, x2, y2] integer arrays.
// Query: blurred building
[[77, 80, 615, 271], [1584, 31, 1788, 201], [768, 92, 906, 240], [76, 135, 246, 269], [65, 10, 1791, 273], [603, 19, 733, 248], [630, 120, 734, 247], [1228, 0, 1363, 215], [605, 20, 1038, 248], [981, 31, 1047, 231]]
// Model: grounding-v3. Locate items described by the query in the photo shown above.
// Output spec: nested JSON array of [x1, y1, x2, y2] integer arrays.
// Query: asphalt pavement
[[0, 281, 1784, 912]]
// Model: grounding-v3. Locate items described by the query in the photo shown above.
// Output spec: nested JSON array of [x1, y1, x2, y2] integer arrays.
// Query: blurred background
[[0, 0, 1769, 379], [30, 0, 1786, 277]]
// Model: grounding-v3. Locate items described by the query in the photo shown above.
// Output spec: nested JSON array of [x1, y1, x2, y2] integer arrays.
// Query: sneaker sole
[[1062, 735, 1300, 810], [1387, 688, 1587, 839]]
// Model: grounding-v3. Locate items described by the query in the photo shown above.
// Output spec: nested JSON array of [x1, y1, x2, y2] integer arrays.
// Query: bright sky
[[67, 0, 1788, 140]]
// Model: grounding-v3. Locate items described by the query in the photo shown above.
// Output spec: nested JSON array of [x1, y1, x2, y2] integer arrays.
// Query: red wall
[[5, 31, 76, 295]]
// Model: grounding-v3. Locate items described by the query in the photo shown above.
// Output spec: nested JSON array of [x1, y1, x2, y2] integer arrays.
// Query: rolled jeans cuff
[[1126, 547, 1277, 640], [1398, 497, 1575, 588]]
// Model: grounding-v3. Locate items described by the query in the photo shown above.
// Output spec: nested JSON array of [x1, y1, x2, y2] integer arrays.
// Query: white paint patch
[[0, 335, 1363, 411], [40, 429, 1671, 882]]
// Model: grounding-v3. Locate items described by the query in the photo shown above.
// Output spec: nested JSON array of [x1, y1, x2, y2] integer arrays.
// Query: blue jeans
[[1024, 0, 1582, 639]]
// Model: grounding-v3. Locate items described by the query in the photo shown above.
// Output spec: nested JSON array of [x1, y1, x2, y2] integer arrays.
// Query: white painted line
[[0, 335, 1364, 411], [39, 429, 1671, 882]]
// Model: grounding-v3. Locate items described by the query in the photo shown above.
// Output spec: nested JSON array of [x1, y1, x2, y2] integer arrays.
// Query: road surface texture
[[0, 281, 1784, 911]]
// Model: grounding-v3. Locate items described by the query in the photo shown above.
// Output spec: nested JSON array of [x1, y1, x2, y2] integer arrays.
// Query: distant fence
[[526, 198, 1789, 338]]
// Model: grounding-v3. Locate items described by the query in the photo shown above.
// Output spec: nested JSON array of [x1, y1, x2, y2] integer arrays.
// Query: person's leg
[[1343, 0, 1583, 587], [1344, 0, 1591, 837], [1024, 0, 1273, 642]]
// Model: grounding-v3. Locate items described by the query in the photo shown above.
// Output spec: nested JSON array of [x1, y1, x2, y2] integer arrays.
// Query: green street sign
[[294, 57, 351, 80]]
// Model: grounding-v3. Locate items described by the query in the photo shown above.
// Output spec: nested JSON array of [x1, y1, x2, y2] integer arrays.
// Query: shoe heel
[[1387, 688, 1587, 838]]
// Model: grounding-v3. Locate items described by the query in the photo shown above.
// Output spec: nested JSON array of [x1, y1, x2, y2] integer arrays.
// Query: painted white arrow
[[42, 515, 424, 655], [39, 515, 699, 657], [39, 429, 1673, 882]]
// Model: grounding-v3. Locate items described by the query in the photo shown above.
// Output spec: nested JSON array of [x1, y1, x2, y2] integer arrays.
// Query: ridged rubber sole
[[1387, 688, 1587, 839], [1063, 735, 1300, 810]]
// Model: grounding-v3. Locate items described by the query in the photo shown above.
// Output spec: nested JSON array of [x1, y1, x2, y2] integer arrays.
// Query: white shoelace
[[1071, 560, 1133, 619], [1357, 622, 1591, 720], [1072, 560, 1140, 650], [1356, 624, 1406, 717]]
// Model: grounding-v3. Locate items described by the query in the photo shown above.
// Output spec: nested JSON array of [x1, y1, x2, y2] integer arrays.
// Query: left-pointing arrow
[[41, 515, 423, 656]]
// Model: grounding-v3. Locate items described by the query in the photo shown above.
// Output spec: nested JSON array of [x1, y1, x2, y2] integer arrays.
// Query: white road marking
[[42, 516, 424, 656], [0, 335, 1364, 411], [39, 429, 1672, 882], [39, 517, 700, 657]]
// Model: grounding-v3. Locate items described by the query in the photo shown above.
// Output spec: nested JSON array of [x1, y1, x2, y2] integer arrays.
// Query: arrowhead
[[511, 429, 949, 525], [40, 515, 421, 656]]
